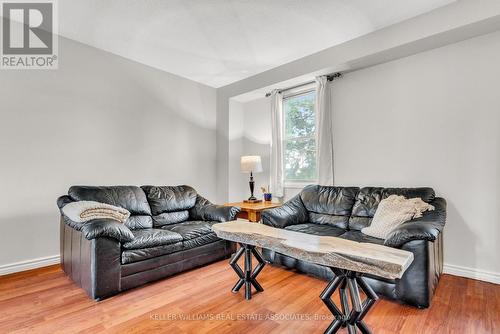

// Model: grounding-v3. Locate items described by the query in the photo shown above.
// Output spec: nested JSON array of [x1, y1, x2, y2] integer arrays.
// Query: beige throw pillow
[[361, 195, 435, 239]]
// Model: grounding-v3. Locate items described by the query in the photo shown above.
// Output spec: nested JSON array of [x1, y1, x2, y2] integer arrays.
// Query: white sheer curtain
[[270, 89, 284, 197], [315, 76, 334, 185]]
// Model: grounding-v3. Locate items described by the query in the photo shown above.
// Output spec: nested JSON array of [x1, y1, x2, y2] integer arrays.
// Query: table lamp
[[240, 155, 263, 203]]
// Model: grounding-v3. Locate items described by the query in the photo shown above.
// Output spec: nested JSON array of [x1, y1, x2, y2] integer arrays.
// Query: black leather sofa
[[261, 185, 446, 308], [57, 185, 240, 300]]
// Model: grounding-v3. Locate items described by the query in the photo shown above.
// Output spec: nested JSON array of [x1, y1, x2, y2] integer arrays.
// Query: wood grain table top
[[213, 220, 414, 279], [224, 201, 281, 212]]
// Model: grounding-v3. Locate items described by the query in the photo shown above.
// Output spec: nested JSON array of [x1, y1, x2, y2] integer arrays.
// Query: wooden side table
[[224, 201, 281, 222]]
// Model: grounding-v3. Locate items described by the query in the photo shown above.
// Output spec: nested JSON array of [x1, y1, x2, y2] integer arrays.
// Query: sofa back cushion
[[300, 185, 360, 229], [141, 185, 197, 227], [68, 186, 151, 215], [68, 185, 153, 230], [349, 187, 435, 231], [125, 216, 154, 230]]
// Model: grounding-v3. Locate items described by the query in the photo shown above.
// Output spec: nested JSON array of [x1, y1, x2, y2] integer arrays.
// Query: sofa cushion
[[68, 186, 151, 215], [121, 221, 220, 263], [161, 220, 220, 250], [125, 215, 153, 230], [349, 187, 435, 231], [384, 188, 435, 203], [161, 220, 215, 239], [153, 211, 190, 227], [122, 242, 183, 264], [183, 233, 220, 250], [285, 223, 345, 237], [122, 228, 183, 250], [300, 185, 359, 229], [141, 185, 197, 216], [338, 230, 384, 245]]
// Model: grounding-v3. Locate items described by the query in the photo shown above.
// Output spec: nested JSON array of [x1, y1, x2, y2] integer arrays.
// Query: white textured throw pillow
[[361, 195, 434, 239], [62, 201, 130, 223]]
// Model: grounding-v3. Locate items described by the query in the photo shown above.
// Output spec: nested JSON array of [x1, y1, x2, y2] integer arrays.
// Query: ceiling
[[59, 0, 455, 87]]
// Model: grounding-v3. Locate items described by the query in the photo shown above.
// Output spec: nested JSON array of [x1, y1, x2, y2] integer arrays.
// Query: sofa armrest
[[261, 194, 308, 228], [60, 218, 122, 300], [61, 215, 134, 243], [58, 194, 134, 242], [57, 195, 73, 209], [80, 219, 135, 242], [189, 195, 240, 222], [384, 197, 447, 248]]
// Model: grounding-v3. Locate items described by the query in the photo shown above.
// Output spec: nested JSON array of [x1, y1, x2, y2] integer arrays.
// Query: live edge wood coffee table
[[223, 201, 281, 222], [212, 221, 414, 334]]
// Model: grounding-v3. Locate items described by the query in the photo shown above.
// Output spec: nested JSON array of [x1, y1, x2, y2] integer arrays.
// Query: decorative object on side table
[[223, 201, 281, 222], [261, 186, 272, 202], [240, 155, 263, 203]]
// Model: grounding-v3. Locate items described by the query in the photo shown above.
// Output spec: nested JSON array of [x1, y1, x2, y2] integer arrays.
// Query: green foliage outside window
[[283, 90, 317, 182]]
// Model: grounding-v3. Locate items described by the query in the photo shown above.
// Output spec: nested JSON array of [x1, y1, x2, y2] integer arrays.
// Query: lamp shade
[[240, 155, 263, 173]]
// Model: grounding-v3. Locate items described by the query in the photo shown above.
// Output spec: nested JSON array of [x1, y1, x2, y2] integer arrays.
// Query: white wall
[[0, 36, 217, 269], [228, 98, 272, 202], [228, 100, 246, 201], [216, 1, 500, 203], [228, 97, 306, 202], [232, 30, 500, 280], [332, 30, 500, 277]]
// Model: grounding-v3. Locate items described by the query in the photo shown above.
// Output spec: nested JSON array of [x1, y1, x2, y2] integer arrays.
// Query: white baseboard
[[444, 263, 500, 285], [0, 255, 60, 276]]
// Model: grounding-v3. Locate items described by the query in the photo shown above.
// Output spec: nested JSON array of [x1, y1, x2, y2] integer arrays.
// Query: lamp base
[[243, 199, 262, 203]]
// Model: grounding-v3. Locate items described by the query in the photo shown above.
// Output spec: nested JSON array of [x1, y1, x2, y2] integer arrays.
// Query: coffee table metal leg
[[244, 244, 252, 299], [229, 243, 265, 300], [320, 268, 378, 334], [230, 247, 245, 293]]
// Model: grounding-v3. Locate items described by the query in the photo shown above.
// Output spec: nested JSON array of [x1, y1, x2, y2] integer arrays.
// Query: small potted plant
[[261, 186, 272, 202]]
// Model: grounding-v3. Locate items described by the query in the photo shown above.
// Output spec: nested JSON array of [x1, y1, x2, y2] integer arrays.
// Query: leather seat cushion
[[161, 220, 215, 240], [285, 223, 345, 237], [349, 187, 435, 231], [300, 186, 359, 229], [141, 185, 197, 215], [122, 242, 183, 264], [68, 185, 151, 215], [338, 230, 384, 245], [183, 233, 220, 250], [125, 215, 153, 230], [122, 228, 183, 250], [161, 220, 220, 249]]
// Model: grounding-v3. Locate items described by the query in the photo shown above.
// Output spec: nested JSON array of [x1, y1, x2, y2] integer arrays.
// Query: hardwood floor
[[0, 261, 498, 334]]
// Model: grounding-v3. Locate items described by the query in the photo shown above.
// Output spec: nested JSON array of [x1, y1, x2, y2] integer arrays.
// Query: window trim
[[282, 86, 318, 186], [282, 87, 315, 100], [282, 82, 316, 99]]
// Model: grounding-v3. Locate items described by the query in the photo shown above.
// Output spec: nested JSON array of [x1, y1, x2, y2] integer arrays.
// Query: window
[[283, 88, 317, 186]]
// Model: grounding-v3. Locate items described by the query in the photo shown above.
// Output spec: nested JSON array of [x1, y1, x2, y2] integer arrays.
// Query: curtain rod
[[265, 72, 342, 97]]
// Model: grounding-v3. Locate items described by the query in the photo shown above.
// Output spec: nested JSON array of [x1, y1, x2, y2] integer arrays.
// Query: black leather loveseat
[[261, 185, 446, 308], [57, 185, 239, 300]]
